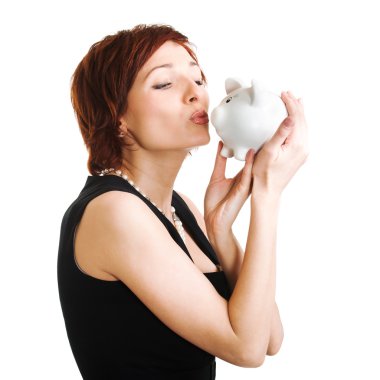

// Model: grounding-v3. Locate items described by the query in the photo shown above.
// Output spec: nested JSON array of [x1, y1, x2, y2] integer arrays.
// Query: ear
[[118, 116, 128, 137], [225, 77, 245, 95]]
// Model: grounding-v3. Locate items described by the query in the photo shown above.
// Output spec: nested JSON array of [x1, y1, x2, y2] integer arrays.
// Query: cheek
[[130, 100, 182, 145], [204, 90, 210, 106], [144, 97, 183, 125]]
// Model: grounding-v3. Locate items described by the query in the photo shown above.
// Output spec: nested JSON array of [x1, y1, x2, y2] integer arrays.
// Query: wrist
[[251, 180, 282, 204], [207, 227, 234, 248], [251, 191, 281, 213]]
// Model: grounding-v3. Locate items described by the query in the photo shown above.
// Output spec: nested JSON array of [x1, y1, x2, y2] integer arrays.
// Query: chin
[[197, 131, 211, 146], [186, 126, 210, 148]]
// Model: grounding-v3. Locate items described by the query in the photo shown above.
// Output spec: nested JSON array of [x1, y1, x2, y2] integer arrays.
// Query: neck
[[118, 148, 190, 217]]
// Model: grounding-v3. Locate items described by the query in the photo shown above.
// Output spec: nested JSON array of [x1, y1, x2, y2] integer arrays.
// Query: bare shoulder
[[74, 191, 150, 280], [85, 190, 148, 224]]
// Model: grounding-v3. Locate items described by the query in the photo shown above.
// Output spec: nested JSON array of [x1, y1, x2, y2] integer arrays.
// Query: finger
[[231, 148, 254, 193], [281, 91, 307, 141], [265, 117, 295, 150], [210, 140, 227, 181], [281, 91, 301, 116], [289, 92, 306, 117], [232, 147, 254, 178], [287, 90, 307, 126], [283, 109, 309, 152], [240, 149, 255, 188], [285, 119, 309, 149]]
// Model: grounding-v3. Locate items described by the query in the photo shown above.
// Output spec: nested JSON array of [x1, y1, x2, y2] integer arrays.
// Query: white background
[[1, 0, 379, 378]]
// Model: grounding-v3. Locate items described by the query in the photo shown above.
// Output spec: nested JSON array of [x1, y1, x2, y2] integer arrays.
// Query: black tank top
[[57, 175, 232, 379]]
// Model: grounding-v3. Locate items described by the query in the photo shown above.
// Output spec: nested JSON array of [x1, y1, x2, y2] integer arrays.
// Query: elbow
[[239, 354, 266, 368], [266, 343, 282, 356], [266, 331, 284, 356], [236, 347, 266, 368], [237, 332, 284, 368]]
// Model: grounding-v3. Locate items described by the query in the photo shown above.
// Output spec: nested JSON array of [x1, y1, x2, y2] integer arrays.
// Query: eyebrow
[[144, 61, 199, 80]]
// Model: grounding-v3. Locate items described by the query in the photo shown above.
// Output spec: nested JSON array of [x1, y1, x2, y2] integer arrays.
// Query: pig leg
[[234, 147, 250, 161], [221, 145, 234, 158]]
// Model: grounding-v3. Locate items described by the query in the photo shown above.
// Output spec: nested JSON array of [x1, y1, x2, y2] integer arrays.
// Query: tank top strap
[[172, 191, 221, 267]]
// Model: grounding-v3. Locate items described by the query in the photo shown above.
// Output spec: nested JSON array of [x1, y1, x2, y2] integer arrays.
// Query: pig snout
[[210, 107, 224, 131]]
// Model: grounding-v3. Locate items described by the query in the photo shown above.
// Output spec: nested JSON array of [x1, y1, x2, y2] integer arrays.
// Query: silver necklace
[[99, 168, 186, 243]]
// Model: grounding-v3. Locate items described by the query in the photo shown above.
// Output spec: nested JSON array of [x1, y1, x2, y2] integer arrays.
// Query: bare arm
[[176, 192, 243, 291], [208, 230, 243, 291], [221, 194, 280, 363], [83, 192, 247, 366], [179, 191, 283, 357], [93, 190, 280, 367], [208, 229, 283, 356]]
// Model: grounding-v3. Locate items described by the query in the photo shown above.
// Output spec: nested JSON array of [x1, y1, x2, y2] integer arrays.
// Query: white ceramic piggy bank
[[211, 78, 288, 161]]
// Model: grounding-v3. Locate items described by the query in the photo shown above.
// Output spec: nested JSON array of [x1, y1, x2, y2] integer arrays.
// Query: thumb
[[210, 140, 227, 181], [265, 117, 295, 150]]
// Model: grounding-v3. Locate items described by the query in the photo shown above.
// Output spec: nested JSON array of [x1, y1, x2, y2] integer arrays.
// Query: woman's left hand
[[204, 141, 255, 237]]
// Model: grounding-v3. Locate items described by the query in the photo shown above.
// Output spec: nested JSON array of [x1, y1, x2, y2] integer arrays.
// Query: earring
[[118, 120, 127, 138]]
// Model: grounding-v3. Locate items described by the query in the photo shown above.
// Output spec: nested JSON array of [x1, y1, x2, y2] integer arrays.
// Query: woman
[[57, 24, 309, 379]]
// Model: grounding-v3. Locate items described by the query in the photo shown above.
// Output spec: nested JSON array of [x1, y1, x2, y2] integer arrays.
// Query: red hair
[[71, 24, 207, 175]]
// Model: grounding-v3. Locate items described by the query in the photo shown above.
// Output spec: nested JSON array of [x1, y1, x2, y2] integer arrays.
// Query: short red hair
[[71, 24, 207, 175]]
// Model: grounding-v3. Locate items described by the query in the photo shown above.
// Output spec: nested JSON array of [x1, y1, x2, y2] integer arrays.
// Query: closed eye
[[153, 82, 172, 89], [153, 80, 204, 90]]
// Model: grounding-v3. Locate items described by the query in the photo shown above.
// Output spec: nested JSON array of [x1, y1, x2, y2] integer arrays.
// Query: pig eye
[[225, 96, 232, 103]]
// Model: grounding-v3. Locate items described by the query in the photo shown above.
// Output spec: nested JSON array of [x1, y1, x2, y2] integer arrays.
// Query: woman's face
[[121, 40, 210, 153]]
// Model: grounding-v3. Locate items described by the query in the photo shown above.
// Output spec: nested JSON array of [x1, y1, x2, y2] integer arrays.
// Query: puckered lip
[[189, 109, 209, 121]]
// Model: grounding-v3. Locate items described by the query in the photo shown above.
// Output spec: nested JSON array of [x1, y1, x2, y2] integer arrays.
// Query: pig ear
[[225, 77, 245, 95], [249, 79, 265, 105], [249, 79, 256, 105]]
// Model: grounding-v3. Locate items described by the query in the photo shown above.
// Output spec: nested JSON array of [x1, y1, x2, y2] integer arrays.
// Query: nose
[[184, 80, 202, 104]]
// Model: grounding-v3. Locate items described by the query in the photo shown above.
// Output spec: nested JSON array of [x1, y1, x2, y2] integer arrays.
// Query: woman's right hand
[[251, 91, 309, 198]]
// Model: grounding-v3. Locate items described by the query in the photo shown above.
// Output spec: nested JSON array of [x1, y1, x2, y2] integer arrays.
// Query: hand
[[204, 140, 255, 237], [251, 91, 309, 198]]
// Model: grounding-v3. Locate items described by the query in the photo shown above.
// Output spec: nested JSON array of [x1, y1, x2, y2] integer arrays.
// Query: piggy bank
[[211, 78, 288, 161]]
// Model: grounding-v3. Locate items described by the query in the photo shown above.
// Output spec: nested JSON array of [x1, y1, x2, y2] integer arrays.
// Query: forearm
[[209, 226, 283, 355], [207, 230, 244, 291], [227, 194, 280, 360]]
